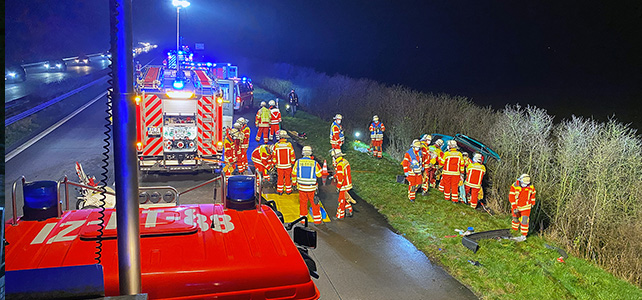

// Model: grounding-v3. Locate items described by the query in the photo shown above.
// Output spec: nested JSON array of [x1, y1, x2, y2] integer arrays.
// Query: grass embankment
[[281, 108, 642, 300]]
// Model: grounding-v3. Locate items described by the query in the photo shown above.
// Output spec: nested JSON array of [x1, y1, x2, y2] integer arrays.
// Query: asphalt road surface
[[4, 90, 476, 300]]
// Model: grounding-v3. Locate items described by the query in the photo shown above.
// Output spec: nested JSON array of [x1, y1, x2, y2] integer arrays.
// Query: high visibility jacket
[[420, 141, 431, 167], [223, 132, 236, 163], [292, 157, 322, 192], [369, 121, 385, 140], [334, 157, 352, 191], [251, 145, 272, 169], [270, 107, 282, 125], [440, 149, 465, 175], [330, 121, 344, 145], [240, 125, 251, 149], [509, 181, 536, 211], [402, 148, 423, 174], [464, 162, 486, 189], [273, 139, 295, 169], [256, 107, 271, 127], [462, 157, 472, 171], [428, 145, 442, 166]]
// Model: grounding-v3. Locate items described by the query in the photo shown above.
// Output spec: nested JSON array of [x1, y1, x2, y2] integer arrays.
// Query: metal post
[[64, 176, 70, 211], [176, 7, 180, 71], [110, 0, 141, 294]]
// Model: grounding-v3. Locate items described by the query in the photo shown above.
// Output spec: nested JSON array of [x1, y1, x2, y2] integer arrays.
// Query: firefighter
[[330, 114, 344, 150], [465, 153, 486, 209], [402, 140, 424, 202], [330, 149, 353, 219], [419, 134, 432, 195], [251, 144, 274, 188], [288, 89, 299, 116], [255, 101, 271, 144], [233, 122, 247, 174], [223, 128, 239, 176], [369, 115, 386, 159], [439, 140, 465, 203], [510, 174, 536, 237], [272, 130, 296, 195], [269, 100, 282, 141], [237, 117, 251, 174], [462, 152, 472, 172], [429, 139, 444, 189], [292, 146, 323, 225]]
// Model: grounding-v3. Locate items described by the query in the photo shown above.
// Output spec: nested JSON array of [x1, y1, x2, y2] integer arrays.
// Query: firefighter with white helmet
[[428, 139, 444, 188], [330, 114, 345, 150], [419, 134, 432, 195], [235, 118, 251, 173], [330, 148, 353, 218], [402, 140, 424, 202], [465, 153, 486, 209], [268, 100, 281, 141], [369, 115, 386, 158], [251, 144, 274, 189], [439, 139, 465, 203], [292, 146, 323, 224], [272, 130, 295, 194], [255, 101, 271, 144], [223, 127, 239, 176], [509, 174, 536, 237]]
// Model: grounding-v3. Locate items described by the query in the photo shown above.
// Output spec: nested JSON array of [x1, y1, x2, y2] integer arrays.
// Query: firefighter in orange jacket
[[428, 139, 443, 189], [232, 122, 247, 174], [223, 128, 239, 176], [402, 140, 424, 202], [269, 100, 281, 141], [330, 114, 344, 150], [510, 174, 536, 237], [255, 101, 271, 144], [439, 140, 465, 203], [330, 149, 353, 219], [251, 144, 273, 181], [237, 118, 251, 173], [292, 146, 323, 225], [419, 134, 432, 195], [465, 153, 486, 209], [369, 115, 385, 158], [272, 130, 296, 195]]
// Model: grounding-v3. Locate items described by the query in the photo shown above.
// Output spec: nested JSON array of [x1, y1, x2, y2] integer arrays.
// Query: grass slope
[[280, 105, 642, 300]]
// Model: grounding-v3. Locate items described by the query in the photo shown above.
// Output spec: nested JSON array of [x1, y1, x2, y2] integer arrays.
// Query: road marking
[[5, 91, 108, 162]]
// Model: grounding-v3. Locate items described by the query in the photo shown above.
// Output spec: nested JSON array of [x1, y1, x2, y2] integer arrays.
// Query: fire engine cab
[[135, 55, 236, 173]]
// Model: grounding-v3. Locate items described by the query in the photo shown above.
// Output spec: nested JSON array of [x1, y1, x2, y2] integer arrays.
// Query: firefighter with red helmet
[[255, 101, 271, 144], [330, 114, 344, 150], [465, 153, 486, 209], [402, 140, 424, 202], [292, 146, 323, 225], [251, 144, 274, 189], [510, 174, 536, 237], [439, 140, 465, 203], [269, 100, 282, 141], [419, 134, 432, 195], [272, 130, 296, 195], [330, 149, 353, 219], [223, 127, 239, 176], [369, 115, 386, 158]]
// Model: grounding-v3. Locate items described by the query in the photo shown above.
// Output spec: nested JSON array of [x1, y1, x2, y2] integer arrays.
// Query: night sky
[[5, 0, 642, 127]]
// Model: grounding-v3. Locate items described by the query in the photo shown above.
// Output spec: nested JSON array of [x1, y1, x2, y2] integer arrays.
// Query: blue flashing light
[[178, 51, 183, 55], [173, 80, 185, 90], [206, 62, 212, 67], [242, 76, 247, 81], [167, 52, 171, 56], [227, 63, 231, 66]]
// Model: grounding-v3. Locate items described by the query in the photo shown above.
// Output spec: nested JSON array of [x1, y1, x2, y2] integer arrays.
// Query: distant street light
[[173, 0, 190, 71]]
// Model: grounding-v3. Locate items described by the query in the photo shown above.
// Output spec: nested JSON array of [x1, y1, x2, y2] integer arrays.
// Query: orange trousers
[[276, 167, 292, 194], [441, 174, 460, 202], [256, 126, 269, 143], [299, 190, 322, 224]]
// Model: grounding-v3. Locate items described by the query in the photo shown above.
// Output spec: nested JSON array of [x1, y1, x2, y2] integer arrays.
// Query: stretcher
[[263, 192, 331, 223]]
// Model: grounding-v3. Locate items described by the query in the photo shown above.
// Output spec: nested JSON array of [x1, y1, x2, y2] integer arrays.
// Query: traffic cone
[[322, 160, 329, 185]]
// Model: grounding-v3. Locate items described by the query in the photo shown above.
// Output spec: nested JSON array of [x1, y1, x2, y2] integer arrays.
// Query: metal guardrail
[[20, 52, 104, 68]]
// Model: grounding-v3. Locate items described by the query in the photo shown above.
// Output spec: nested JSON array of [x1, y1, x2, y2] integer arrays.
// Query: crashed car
[[43, 59, 67, 71], [5, 64, 27, 82], [430, 133, 500, 162]]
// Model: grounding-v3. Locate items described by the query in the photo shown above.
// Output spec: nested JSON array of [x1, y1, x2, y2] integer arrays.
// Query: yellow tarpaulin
[[262, 192, 331, 223]]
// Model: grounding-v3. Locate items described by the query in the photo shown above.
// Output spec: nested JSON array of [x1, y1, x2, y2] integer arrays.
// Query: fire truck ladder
[[193, 70, 214, 95]]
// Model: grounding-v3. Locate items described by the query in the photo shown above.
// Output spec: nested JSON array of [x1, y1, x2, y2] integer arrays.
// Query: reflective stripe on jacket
[[335, 157, 352, 191], [256, 107, 271, 127], [369, 121, 385, 140], [270, 108, 281, 125], [509, 181, 536, 211], [403, 149, 423, 174], [440, 149, 464, 175], [273, 140, 295, 169], [464, 162, 486, 189], [292, 157, 322, 191], [330, 121, 344, 144]]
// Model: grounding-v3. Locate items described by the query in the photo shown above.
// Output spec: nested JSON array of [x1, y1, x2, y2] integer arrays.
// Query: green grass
[[281, 109, 642, 300]]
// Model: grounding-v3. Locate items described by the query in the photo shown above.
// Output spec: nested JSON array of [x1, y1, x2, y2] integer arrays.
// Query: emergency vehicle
[[135, 56, 235, 173], [6, 175, 320, 299]]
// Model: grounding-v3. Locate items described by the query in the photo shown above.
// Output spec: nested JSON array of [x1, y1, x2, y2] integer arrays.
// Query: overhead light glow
[[166, 90, 194, 99], [173, 80, 185, 89]]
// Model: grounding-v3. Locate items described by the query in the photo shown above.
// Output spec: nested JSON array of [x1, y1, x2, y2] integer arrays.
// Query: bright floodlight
[[172, 0, 190, 8], [355, 131, 361, 138]]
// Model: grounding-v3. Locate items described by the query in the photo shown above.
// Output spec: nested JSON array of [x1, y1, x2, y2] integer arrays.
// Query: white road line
[[6, 91, 108, 162]]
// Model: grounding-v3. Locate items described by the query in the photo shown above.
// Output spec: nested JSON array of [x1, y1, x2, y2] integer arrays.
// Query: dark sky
[[5, 0, 642, 126]]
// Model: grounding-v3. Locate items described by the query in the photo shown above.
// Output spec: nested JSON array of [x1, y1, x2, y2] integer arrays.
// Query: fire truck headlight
[[217, 97, 223, 104], [217, 141, 223, 150], [136, 142, 143, 151], [135, 96, 141, 104]]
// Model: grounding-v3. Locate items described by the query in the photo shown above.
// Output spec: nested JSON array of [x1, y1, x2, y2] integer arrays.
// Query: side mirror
[[293, 226, 317, 249]]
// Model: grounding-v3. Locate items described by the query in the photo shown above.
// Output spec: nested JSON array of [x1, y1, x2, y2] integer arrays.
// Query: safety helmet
[[420, 134, 432, 142], [473, 153, 483, 163], [447, 140, 458, 149], [329, 148, 344, 158], [334, 114, 343, 120], [260, 101, 266, 107], [302, 146, 313, 156], [373, 115, 379, 122], [462, 152, 469, 157], [233, 122, 242, 129], [412, 139, 421, 149], [278, 130, 288, 139], [237, 117, 247, 124], [435, 139, 444, 147], [519, 174, 531, 187], [268, 100, 276, 106]]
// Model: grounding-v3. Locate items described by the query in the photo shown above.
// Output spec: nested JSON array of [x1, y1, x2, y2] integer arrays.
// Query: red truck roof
[[6, 204, 319, 299]]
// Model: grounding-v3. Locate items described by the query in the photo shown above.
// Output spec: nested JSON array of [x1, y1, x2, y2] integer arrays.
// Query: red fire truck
[[135, 61, 235, 173]]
